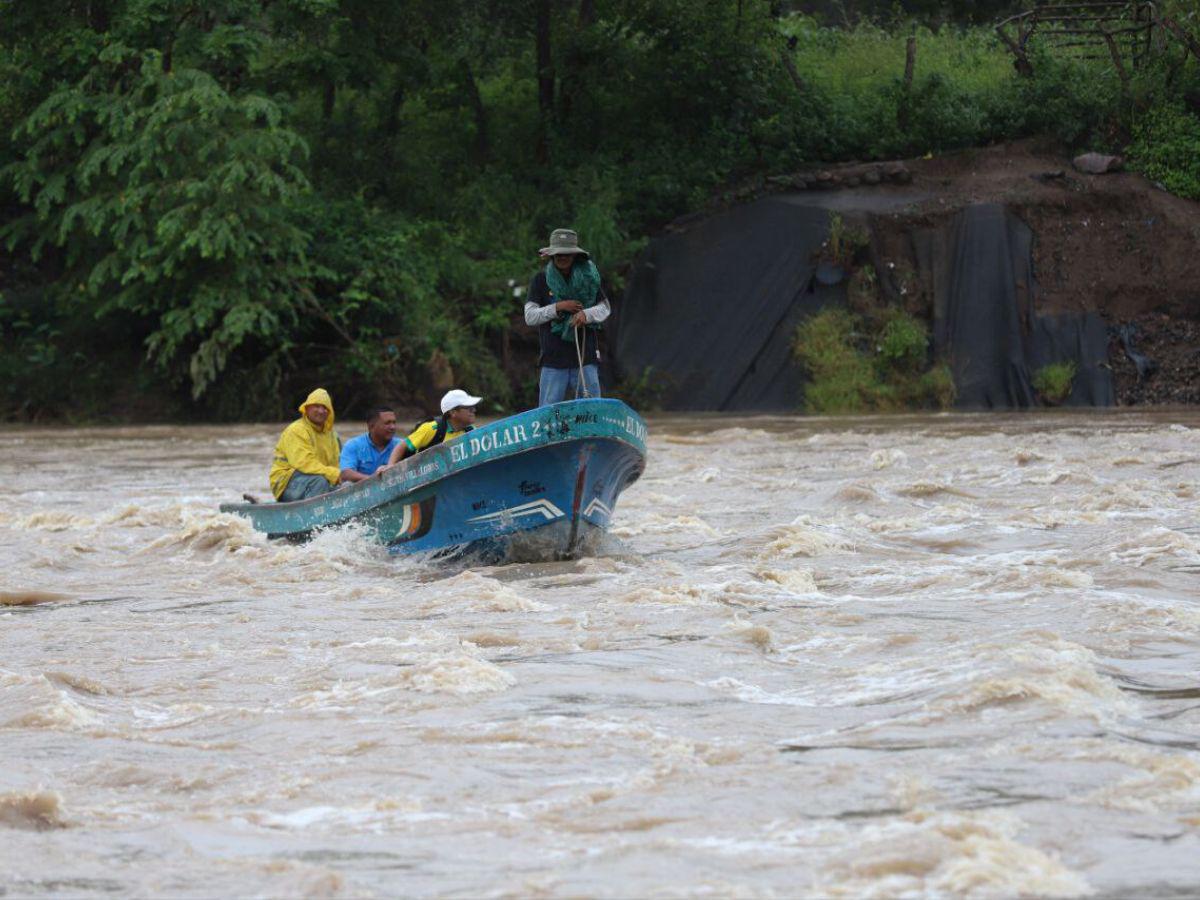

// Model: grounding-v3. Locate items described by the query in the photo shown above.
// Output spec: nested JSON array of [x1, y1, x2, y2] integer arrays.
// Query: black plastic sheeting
[[1031, 313, 1114, 406], [1115, 323, 1159, 379], [613, 197, 840, 411], [916, 204, 1113, 408], [614, 199, 1114, 411]]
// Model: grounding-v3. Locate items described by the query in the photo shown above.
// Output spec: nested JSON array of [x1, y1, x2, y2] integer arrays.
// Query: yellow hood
[[269, 388, 341, 498], [299, 388, 335, 433]]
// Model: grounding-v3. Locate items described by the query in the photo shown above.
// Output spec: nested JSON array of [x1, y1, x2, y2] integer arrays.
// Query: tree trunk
[[535, 0, 553, 164], [561, 0, 596, 123], [87, 1, 110, 32], [995, 24, 1033, 77], [1101, 31, 1130, 89], [462, 63, 490, 165], [1160, 15, 1200, 62], [781, 51, 806, 93], [898, 36, 916, 131], [162, 7, 199, 75], [323, 79, 336, 122], [381, 80, 406, 176], [383, 81, 405, 139]]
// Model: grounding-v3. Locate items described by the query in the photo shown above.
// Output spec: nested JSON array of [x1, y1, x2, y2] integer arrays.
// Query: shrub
[[918, 363, 957, 410], [793, 307, 953, 413], [1032, 361, 1077, 405], [823, 213, 870, 267], [1128, 103, 1200, 200], [803, 359, 879, 414], [613, 365, 672, 411], [793, 307, 860, 377], [877, 311, 928, 374], [793, 308, 876, 413], [847, 264, 880, 314]]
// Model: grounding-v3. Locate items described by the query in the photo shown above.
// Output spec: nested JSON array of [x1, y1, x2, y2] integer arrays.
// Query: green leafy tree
[[0, 0, 1191, 420], [3, 44, 312, 398]]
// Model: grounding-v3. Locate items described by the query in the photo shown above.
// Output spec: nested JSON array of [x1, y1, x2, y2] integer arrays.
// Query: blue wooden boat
[[219, 398, 647, 559]]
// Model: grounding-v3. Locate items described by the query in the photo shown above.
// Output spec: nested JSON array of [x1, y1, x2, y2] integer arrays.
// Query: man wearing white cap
[[383, 388, 481, 467]]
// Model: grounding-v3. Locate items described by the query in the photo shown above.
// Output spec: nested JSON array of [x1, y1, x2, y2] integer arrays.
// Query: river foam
[[2, 411, 1199, 897]]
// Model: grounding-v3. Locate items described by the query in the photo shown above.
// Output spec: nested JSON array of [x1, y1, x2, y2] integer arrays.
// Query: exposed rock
[[882, 161, 912, 183], [766, 161, 907, 193], [1073, 152, 1123, 175]]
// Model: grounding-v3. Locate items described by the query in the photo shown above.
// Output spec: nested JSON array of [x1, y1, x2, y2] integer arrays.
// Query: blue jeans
[[539, 364, 601, 407], [278, 472, 337, 502]]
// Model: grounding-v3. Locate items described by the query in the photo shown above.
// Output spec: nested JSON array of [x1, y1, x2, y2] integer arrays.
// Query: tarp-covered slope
[[918, 203, 1113, 408], [615, 196, 1114, 411], [614, 197, 839, 411]]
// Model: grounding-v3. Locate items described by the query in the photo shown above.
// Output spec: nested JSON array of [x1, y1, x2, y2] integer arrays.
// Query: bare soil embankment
[[766, 140, 1200, 405]]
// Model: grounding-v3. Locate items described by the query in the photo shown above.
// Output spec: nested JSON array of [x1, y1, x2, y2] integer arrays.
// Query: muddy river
[[2, 411, 1199, 897]]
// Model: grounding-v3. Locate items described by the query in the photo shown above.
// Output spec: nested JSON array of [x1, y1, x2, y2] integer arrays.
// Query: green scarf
[[545, 258, 602, 341]]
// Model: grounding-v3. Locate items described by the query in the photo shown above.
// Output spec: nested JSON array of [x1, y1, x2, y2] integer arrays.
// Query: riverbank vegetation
[[793, 307, 955, 413], [4, 1, 1200, 421], [1033, 361, 1079, 405]]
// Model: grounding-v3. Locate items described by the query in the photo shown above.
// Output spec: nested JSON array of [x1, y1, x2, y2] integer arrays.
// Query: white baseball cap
[[440, 389, 482, 414]]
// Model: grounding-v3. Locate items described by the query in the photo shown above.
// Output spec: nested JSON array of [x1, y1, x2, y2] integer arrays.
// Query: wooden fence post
[[898, 36, 917, 131]]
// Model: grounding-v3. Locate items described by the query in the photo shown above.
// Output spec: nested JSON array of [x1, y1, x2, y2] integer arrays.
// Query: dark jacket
[[525, 268, 611, 369]]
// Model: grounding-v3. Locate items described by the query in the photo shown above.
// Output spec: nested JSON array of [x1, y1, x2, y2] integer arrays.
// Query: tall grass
[[773, 15, 1124, 161]]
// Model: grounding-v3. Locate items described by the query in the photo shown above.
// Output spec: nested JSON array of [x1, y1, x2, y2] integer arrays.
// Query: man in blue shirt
[[339, 407, 399, 482]]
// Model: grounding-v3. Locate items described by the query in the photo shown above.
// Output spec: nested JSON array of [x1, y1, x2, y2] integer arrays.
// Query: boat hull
[[219, 399, 647, 558]]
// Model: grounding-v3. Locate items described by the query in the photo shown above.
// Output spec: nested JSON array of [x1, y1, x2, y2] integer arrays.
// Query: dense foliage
[[3, 1, 1200, 420], [792, 307, 955, 413]]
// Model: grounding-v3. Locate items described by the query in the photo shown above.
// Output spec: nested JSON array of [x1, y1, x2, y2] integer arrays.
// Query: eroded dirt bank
[[760, 140, 1200, 406]]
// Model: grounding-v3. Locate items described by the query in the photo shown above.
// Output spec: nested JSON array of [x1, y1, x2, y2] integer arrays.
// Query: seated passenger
[[339, 406, 399, 482], [269, 388, 343, 502], [383, 389, 481, 469]]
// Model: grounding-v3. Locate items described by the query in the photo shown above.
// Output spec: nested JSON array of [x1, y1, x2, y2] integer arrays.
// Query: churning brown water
[[3, 411, 1200, 898]]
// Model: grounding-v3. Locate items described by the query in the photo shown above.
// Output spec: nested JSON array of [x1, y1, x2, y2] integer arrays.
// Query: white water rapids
[[2, 411, 1200, 897]]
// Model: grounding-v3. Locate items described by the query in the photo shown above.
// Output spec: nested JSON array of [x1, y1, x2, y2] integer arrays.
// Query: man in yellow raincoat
[[269, 388, 343, 502]]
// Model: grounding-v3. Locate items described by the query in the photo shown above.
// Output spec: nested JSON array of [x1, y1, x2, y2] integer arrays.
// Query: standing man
[[383, 389, 481, 468], [339, 406, 399, 482], [524, 228, 611, 406], [269, 388, 343, 502]]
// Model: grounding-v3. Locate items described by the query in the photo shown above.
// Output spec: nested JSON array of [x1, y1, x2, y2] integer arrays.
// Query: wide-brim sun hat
[[440, 389, 482, 414], [539, 228, 589, 259]]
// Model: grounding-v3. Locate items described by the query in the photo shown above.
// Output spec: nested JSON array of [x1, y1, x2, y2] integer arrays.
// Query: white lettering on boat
[[467, 423, 531, 459], [443, 411, 645, 469], [600, 413, 646, 444]]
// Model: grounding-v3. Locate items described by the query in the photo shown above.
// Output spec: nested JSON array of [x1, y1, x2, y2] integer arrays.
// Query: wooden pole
[[898, 36, 917, 131]]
